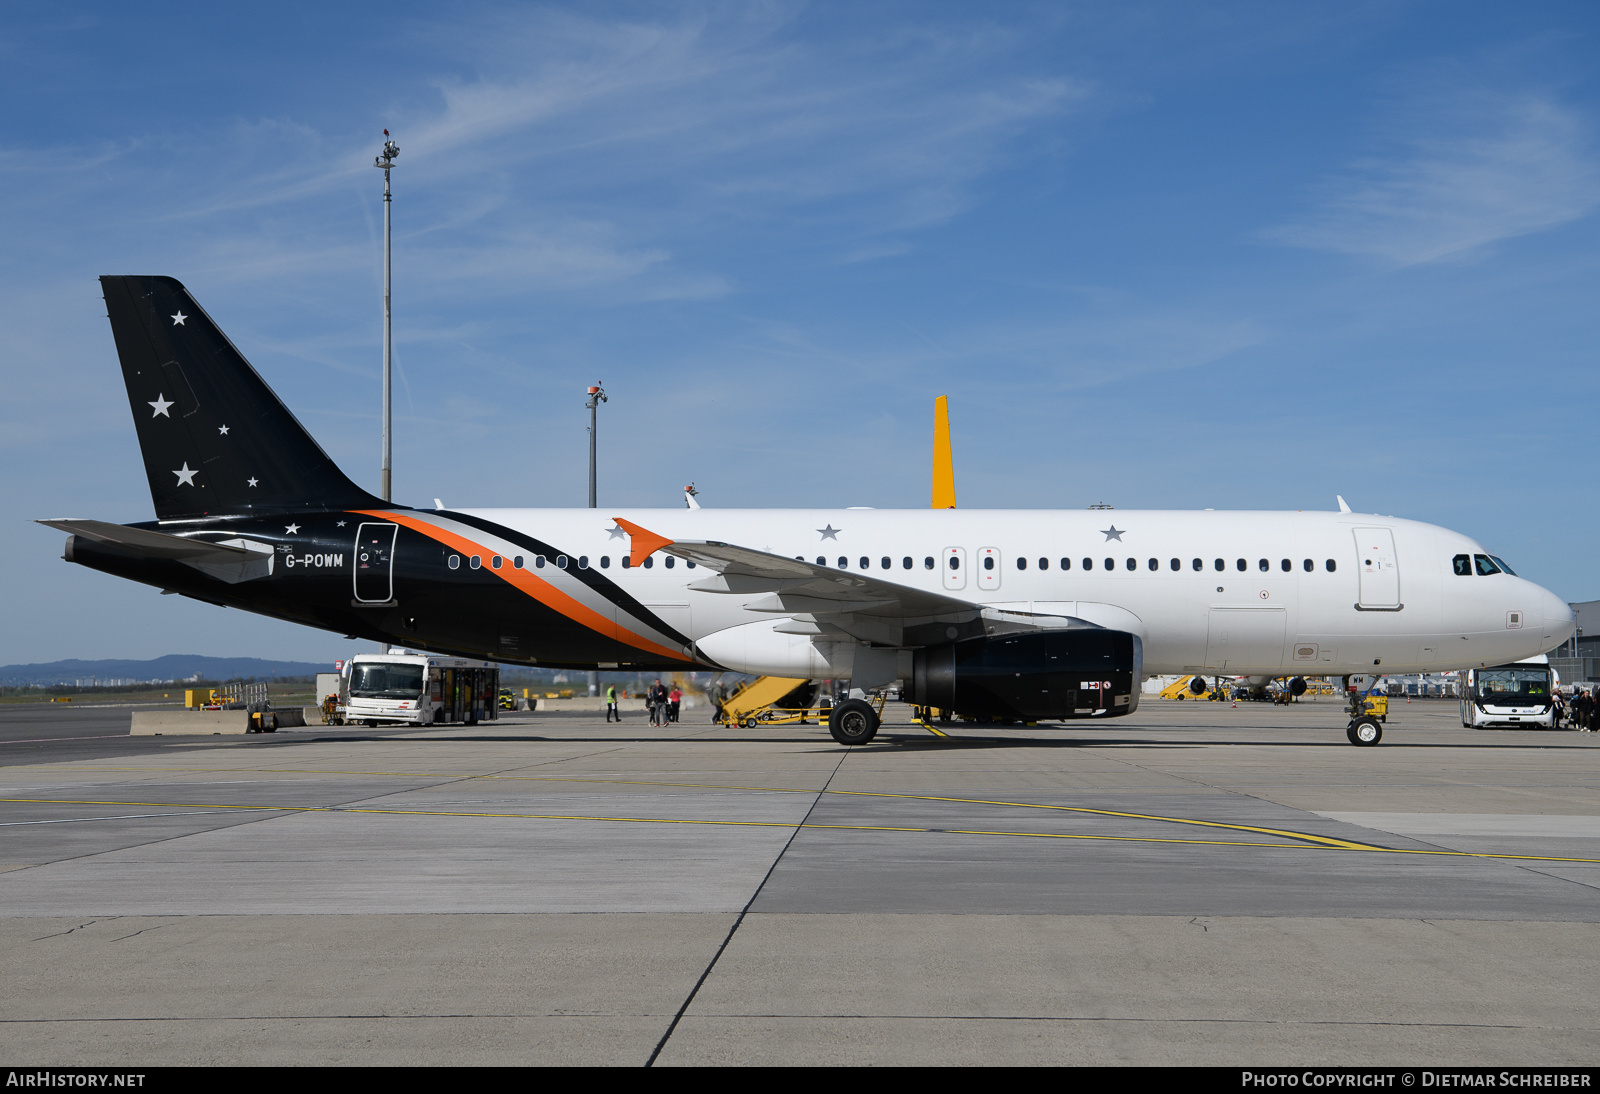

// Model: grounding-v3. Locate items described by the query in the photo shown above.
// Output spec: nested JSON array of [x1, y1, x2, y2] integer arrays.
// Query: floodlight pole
[[585, 382, 607, 698], [375, 132, 399, 502]]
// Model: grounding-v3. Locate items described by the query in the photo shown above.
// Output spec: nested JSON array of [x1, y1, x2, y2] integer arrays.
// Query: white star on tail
[[148, 394, 173, 418], [247, 477, 258, 487], [171, 311, 187, 326], [218, 425, 229, 435], [172, 463, 197, 486], [285, 523, 300, 535]]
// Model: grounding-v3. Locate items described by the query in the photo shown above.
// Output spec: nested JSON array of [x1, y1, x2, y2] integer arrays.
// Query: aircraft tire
[[829, 699, 879, 746], [1347, 717, 1382, 746]]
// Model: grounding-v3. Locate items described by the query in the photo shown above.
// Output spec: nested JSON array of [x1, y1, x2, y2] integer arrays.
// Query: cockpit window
[[1453, 554, 1471, 576], [1489, 555, 1517, 576], [1473, 554, 1502, 576]]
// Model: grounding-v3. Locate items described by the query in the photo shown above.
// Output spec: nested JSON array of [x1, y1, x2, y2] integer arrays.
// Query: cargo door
[[1353, 527, 1401, 609], [1204, 608, 1286, 672], [353, 522, 398, 603]]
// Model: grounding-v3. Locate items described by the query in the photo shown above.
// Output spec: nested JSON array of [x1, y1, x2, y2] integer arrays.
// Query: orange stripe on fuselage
[[353, 510, 690, 663]]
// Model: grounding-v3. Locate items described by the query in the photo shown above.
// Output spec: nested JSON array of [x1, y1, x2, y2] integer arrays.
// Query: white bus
[[1459, 655, 1555, 729], [342, 651, 499, 727]]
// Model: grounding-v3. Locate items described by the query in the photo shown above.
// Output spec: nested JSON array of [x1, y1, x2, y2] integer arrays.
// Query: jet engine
[[904, 628, 1142, 721]]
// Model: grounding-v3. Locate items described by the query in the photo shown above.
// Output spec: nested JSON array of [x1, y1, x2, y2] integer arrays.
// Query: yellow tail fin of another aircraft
[[932, 395, 956, 509]]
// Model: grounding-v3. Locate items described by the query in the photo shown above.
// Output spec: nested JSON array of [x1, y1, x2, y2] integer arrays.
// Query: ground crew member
[[606, 682, 620, 722]]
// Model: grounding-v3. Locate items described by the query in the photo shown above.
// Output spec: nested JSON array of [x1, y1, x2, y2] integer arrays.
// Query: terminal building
[[1548, 599, 1600, 686]]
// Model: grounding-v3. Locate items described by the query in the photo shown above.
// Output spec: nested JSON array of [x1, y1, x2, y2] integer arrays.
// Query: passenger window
[[470, 555, 482, 570], [839, 556, 848, 569], [1125, 558, 1136, 571], [1039, 558, 1049, 570], [1170, 558, 1180, 571], [1104, 558, 1114, 571], [925, 557, 935, 570], [622, 557, 631, 569], [1474, 554, 1502, 576], [535, 555, 546, 568], [665, 556, 675, 569], [643, 556, 653, 569], [448, 554, 460, 570], [1257, 559, 1267, 572], [817, 557, 827, 566], [556, 555, 568, 569], [1325, 559, 1336, 572], [1061, 558, 1071, 570], [1280, 559, 1290, 572], [578, 556, 589, 569], [1214, 559, 1224, 572], [513, 556, 523, 569], [860, 556, 870, 569], [1236, 559, 1246, 572], [1148, 558, 1158, 571], [983, 556, 995, 571], [948, 556, 960, 570], [1192, 558, 1202, 571], [882, 557, 891, 570], [491, 555, 503, 569], [1083, 558, 1093, 570], [1016, 557, 1027, 570], [1453, 554, 1471, 576], [903, 557, 913, 569], [1302, 559, 1312, 572], [599, 556, 609, 568]]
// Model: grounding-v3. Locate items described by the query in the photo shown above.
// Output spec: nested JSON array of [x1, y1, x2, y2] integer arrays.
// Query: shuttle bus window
[[491, 555, 503, 569], [469, 555, 481, 570], [599, 556, 609, 568], [1324, 559, 1336, 572], [1039, 557, 1049, 570], [513, 556, 523, 569], [448, 554, 460, 570], [983, 555, 995, 571], [1171, 558, 1180, 571], [643, 556, 653, 569], [1258, 559, 1268, 572], [1303, 559, 1312, 572], [1214, 559, 1225, 571], [578, 556, 589, 569], [860, 556, 870, 569], [1017, 557, 1027, 570], [1489, 555, 1516, 576], [686, 560, 695, 568], [1280, 559, 1290, 572], [1192, 558, 1202, 571], [1474, 554, 1502, 576], [665, 556, 675, 568], [556, 555, 567, 568], [903, 557, 913, 569], [1236, 559, 1247, 572], [1148, 558, 1158, 571], [1126, 558, 1136, 571], [1453, 554, 1471, 576]]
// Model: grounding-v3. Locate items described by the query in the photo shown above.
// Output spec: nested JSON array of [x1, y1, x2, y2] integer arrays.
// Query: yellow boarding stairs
[[715, 677, 885, 728], [1159, 675, 1214, 700]]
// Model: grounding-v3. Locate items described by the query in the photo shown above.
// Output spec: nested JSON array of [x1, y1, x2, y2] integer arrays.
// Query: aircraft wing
[[614, 519, 1072, 648]]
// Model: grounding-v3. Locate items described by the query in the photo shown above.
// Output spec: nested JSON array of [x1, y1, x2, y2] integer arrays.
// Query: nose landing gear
[[1347, 717, 1383, 746]]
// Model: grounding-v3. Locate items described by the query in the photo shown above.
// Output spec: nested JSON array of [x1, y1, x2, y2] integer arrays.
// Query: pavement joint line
[[4, 796, 1600, 863]]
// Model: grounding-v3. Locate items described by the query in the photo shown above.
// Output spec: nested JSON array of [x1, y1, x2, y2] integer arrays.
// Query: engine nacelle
[[904, 629, 1142, 721]]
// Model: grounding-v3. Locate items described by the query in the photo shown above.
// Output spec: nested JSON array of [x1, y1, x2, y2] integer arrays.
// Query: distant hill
[[0, 655, 332, 687]]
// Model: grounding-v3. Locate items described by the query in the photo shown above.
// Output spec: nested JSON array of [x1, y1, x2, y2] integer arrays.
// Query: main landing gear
[[828, 698, 880, 746]]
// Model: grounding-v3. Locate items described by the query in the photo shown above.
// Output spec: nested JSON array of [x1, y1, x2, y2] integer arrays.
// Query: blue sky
[[3, 1, 1598, 664]]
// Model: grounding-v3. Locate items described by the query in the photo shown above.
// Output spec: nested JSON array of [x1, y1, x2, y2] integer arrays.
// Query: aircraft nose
[[1539, 586, 1576, 647]]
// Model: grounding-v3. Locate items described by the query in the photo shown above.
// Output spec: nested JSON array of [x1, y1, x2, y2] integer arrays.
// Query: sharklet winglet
[[613, 518, 675, 568]]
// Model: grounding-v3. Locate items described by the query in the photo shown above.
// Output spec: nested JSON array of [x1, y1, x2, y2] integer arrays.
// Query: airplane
[[41, 275, 1576, 748]]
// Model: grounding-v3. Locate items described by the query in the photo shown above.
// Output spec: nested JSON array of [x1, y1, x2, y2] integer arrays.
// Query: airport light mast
[[375, 131, 399, 502], [585, 382, 606, 698]]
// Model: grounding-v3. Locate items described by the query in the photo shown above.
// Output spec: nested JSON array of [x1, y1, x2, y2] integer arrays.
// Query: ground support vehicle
[[342, 652, 499, 727], [1459, 657, 1555, 729]]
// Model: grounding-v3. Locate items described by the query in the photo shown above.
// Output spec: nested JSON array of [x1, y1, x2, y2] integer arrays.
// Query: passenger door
[[1353, 527, 1401, 609], [354, 522, 398, 603]]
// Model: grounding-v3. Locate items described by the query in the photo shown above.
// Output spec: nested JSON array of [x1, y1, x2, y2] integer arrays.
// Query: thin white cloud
[[1269, 91, 1600, 265]]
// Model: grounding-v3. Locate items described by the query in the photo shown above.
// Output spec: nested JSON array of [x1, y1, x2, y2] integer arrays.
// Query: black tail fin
[[100, 275, 386, 521]]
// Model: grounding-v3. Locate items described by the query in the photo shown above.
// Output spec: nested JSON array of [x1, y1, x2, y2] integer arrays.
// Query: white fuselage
[[453, 506, 1575, 680]]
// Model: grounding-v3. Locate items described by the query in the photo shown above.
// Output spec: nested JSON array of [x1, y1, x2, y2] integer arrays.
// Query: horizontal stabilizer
[[40, 518, 275, 584]]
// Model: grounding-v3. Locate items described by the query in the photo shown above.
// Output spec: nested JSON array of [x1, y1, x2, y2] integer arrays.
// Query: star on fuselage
[[817, 524, 841, 540], [1101, 526, 1124, 541]]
